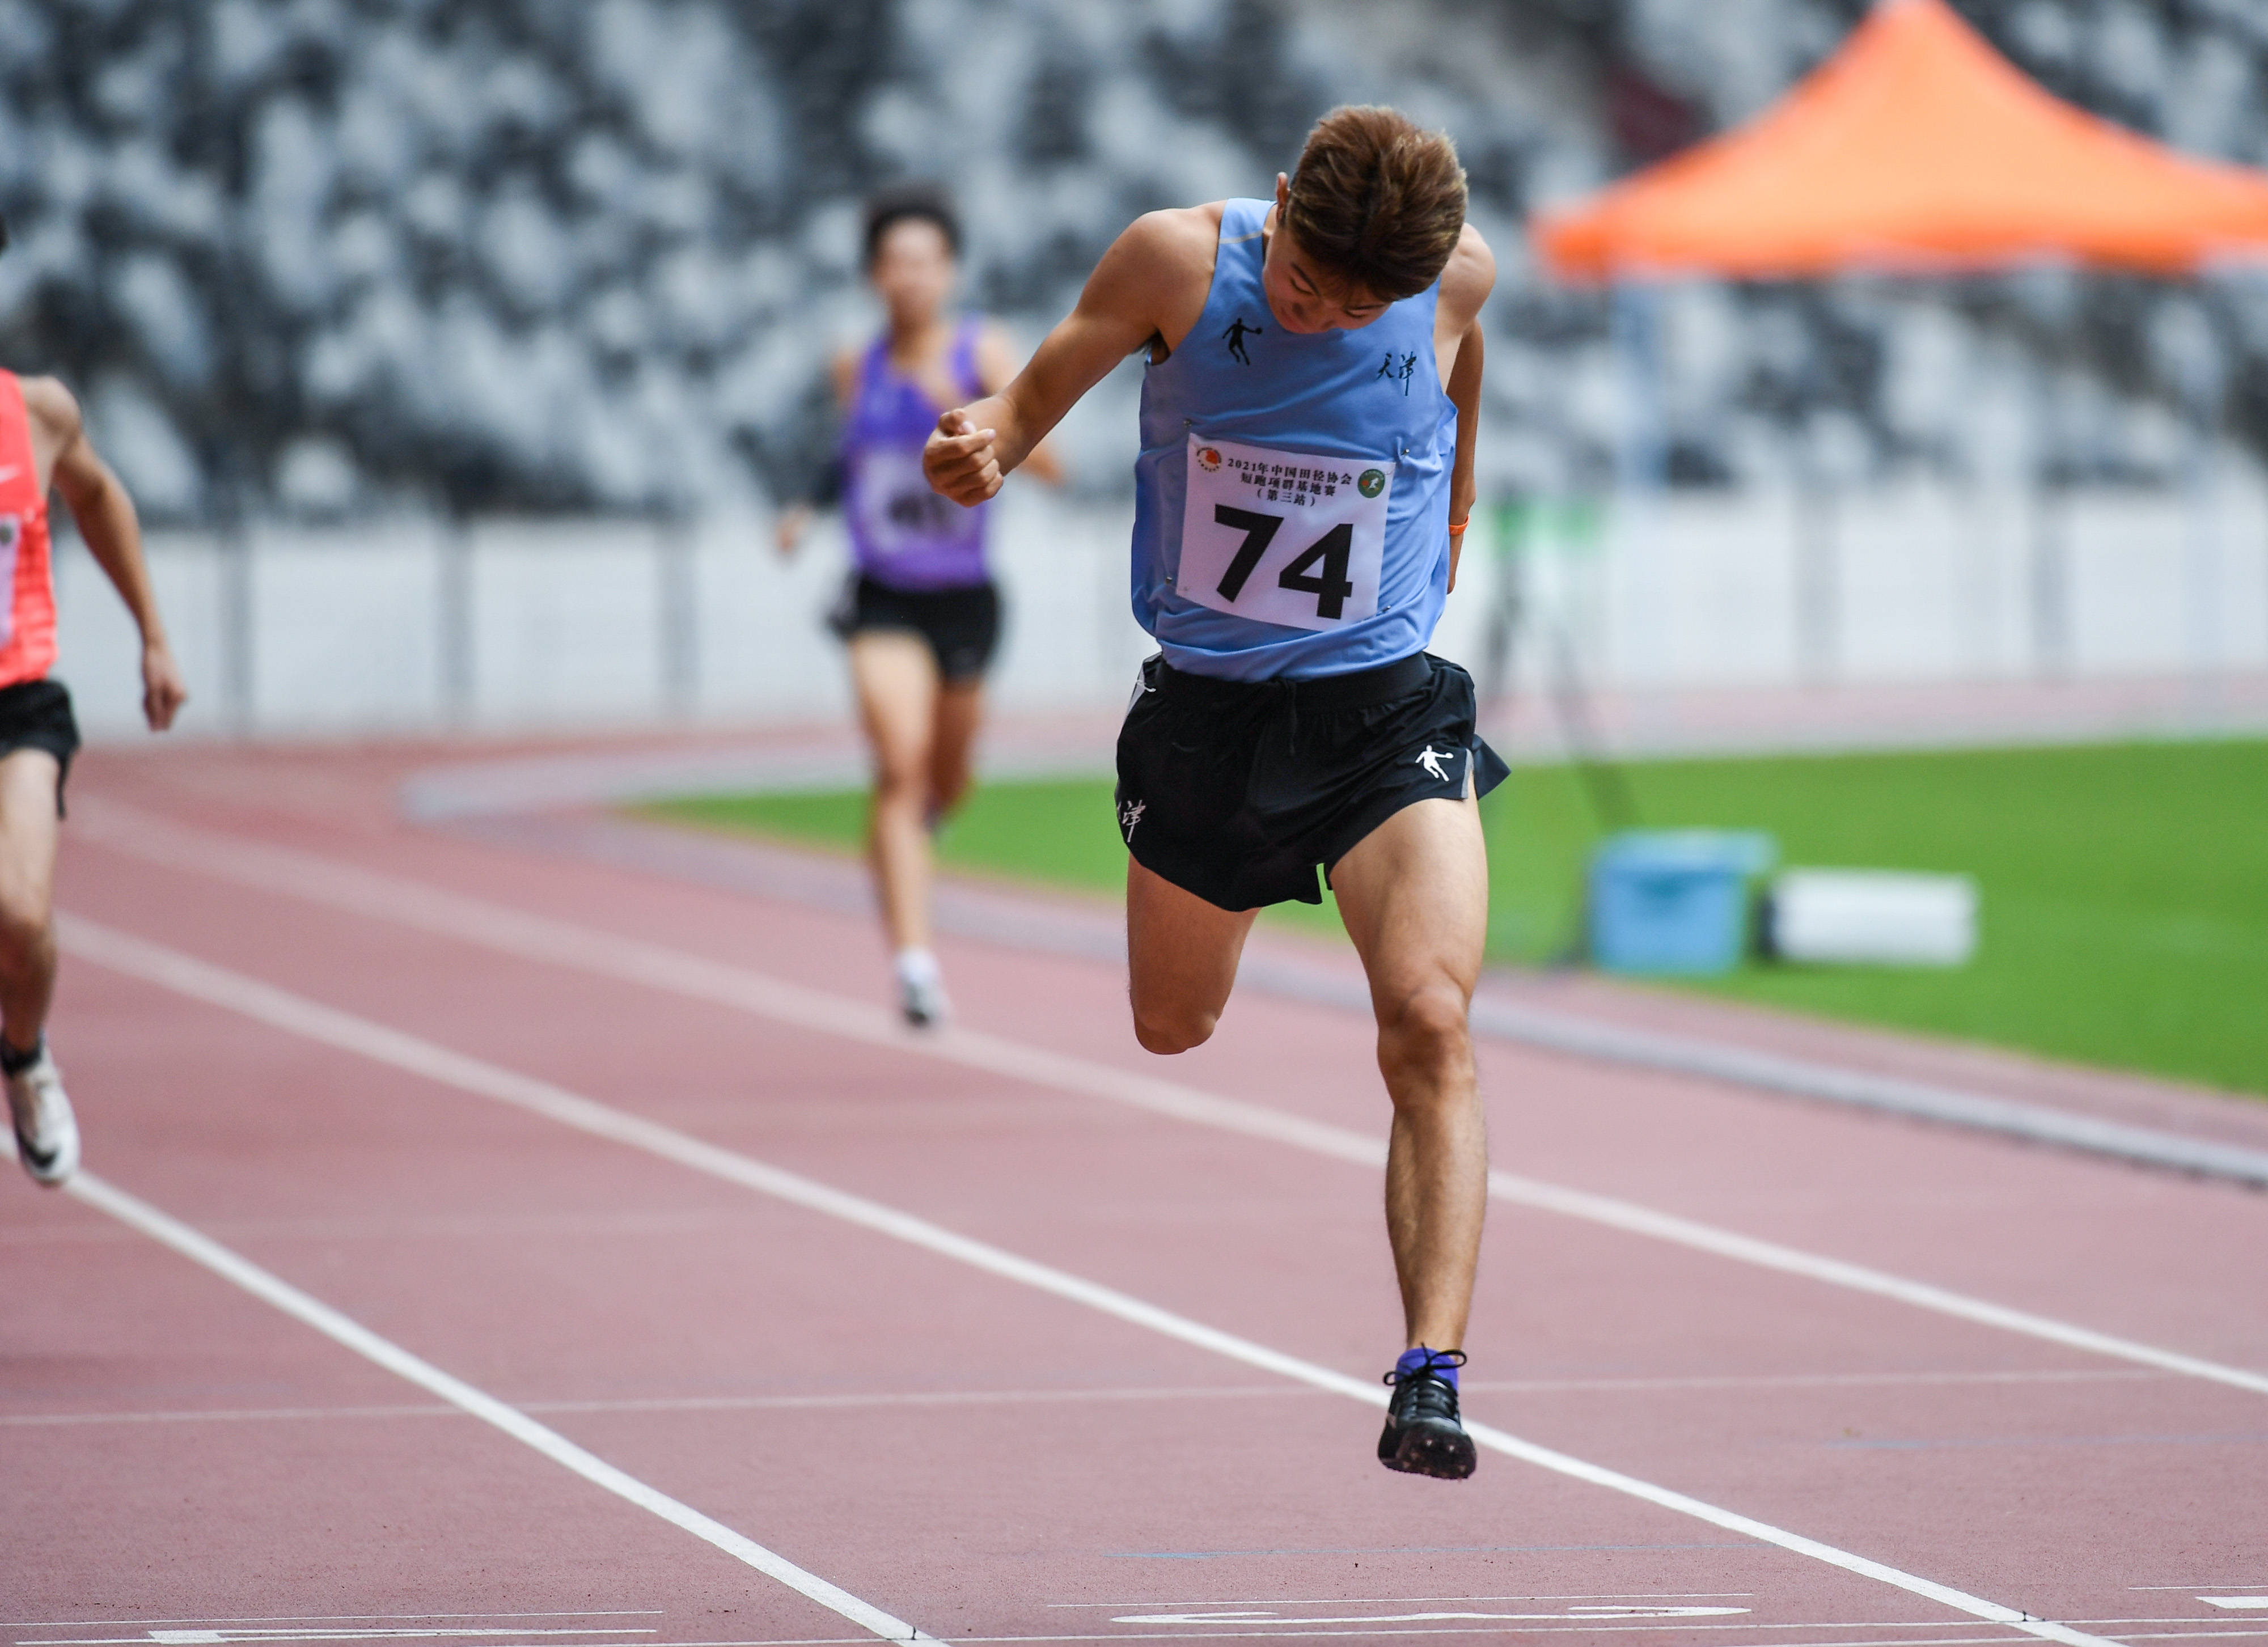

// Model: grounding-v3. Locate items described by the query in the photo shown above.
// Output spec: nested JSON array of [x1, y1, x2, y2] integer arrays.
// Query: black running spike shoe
[[1378, 1349, 1476, 1479]]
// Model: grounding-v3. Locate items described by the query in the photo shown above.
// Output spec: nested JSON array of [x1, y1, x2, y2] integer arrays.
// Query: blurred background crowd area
[[9, 0, 2268, 527], [8, 0, 2263, 1091]]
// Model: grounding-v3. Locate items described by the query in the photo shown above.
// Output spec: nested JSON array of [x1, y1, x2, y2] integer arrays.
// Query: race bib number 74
[[1175, 433, 1393, 632]]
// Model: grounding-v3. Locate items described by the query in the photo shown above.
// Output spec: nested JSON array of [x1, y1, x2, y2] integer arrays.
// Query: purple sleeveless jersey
[[841, 316, 991, 590]]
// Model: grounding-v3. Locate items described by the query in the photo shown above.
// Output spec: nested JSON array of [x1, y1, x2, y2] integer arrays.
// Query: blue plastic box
[[1588, 831, 1778, 975]]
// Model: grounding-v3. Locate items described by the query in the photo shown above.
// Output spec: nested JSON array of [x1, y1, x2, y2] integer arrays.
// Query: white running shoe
[[894, 949, 951, 1028], [7, 1044, 79, 1187], [899, 969, 952, 1028]]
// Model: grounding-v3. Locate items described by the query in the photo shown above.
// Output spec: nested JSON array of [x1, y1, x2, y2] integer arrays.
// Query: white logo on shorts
[[1415, 747, 1453, 783], [1120, 799, 1146, 837]]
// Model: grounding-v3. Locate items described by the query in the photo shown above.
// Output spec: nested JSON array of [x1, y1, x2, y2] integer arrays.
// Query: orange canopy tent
[[1535, 0, 2268, 282]]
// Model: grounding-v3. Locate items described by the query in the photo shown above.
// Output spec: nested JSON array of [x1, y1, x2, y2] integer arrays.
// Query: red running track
[[5, 743, 2266, 1647]]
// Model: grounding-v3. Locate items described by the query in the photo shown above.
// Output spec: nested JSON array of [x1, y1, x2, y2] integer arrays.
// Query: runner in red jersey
[[0, 219, 188, 1187]]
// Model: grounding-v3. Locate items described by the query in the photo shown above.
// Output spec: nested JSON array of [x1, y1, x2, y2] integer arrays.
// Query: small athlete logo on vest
[[1120, 798, 1146, 837], [1222, 316, 1261, 365]]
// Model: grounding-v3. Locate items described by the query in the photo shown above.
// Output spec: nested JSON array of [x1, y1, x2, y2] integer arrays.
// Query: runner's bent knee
[[1127, 952, 1236, 1055], [1132, 998, 1220, 1056], [0, 895, 52, 971], [870, 741, 932, 802], [926, 738, 975, 815], [0, 843, 54, 942]]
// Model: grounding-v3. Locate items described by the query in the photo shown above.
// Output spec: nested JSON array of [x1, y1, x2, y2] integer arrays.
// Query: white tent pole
[[1611, 281, 1668, 717], [2180, 277, 2225, 721], [1795, 371, 1837, 688], [2026, 349, 2068, 680], [1612, 281, 1669, 494]]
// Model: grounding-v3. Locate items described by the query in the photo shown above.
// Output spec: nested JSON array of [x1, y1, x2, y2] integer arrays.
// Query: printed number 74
[[1212, 505, 1356, 620]]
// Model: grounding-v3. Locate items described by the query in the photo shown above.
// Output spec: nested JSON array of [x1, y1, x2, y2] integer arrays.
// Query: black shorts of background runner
[[0, 678, 82, 817], [828, 573, 1002, 685], [1115, 651, 1509, 912]]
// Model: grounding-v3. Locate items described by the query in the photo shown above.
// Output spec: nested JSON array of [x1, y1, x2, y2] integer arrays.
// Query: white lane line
[[1458, 1371, 2161, 1393], [62, 811, 2268, 1402], [18, 1158, 936, 1645], [1, 1637, 2003, 1647], [1049, 1597, 1758, 1609], [1052, 1597, 1760, 1615], [4, 1624, 662, 1642], [573, 1641, 1819, 1647], [33, 1633, 654, 1646], [1, 1403, 459, 1426], [1, 1369, 2156, 1430], [2204, 1603, 2268, 1612], [1106, 1610, 1751, 1626], [63, 917, 2116, 1647], [0, 1385, 1310, 1428]]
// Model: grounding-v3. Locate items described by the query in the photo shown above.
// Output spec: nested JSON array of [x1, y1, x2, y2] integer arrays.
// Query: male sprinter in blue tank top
[[926, 105, 1498, 1480]]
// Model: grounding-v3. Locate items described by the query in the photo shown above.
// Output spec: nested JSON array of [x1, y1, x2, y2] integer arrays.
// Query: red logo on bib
[[1196, 447, 1222, 473]]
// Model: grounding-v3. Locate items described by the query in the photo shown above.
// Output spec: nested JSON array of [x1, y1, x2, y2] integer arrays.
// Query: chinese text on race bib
[[852, 448, 976, 555], [1175, 433, 1392, 632]]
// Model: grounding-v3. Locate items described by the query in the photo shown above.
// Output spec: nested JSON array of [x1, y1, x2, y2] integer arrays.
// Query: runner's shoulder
[[16, 374, 83, 443], [828, 345, 860, 404], [1438, 223, 1495, 327], [1098, 204, 1222, 290]]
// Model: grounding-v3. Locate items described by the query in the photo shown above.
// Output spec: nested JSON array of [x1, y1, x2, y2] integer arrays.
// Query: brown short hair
[[1282, 106, 1467, 302]]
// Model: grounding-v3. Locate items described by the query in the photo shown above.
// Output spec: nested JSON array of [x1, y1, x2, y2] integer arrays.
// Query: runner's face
[[1262, 177, 1387, 335], [869, 219, 956, 332]]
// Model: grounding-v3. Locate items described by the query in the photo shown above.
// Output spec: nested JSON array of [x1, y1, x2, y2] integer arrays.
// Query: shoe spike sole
[[1382, 1425, 1478, 1480]]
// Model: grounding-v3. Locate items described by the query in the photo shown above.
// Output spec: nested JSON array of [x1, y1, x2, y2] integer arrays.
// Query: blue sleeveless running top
[[842, 315, 990, 591], [1131, 198, 1455, 680]]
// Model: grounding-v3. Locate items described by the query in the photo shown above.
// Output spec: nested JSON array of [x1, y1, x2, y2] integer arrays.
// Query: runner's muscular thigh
[[1126, 857, 1256, 1041], [848, 632, 939, 777], [1330, 794, 1488, 1005], [0, 751, 61, 924]]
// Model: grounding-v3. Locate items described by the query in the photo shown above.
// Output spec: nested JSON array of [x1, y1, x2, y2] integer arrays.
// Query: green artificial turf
[[644, 737, 2268, 1095]]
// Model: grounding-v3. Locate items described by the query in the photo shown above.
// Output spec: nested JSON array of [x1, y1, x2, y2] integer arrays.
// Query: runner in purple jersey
[[840, 315, 992, 591], [779, 185, 1060, 1026]]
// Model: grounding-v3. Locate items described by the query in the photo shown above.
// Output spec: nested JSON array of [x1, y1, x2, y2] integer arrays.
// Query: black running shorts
[[0, 677, 81, 816], [829, 573, 1002, 685], [1115, 651, 1509, 912]]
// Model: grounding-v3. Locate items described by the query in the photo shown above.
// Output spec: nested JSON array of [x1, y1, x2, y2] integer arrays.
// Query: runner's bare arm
[[976, 321, 1064, 486], [1436, 226, 1495, 592], [777, 348, 861, 556], [1444, 327, 1484, 593], [926, 208, 1218, 505], [23, 376, 187, 730]]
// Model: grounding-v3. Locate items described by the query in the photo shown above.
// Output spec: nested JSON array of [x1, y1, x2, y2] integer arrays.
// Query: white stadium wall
[[53, 475, 2268, 742]]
